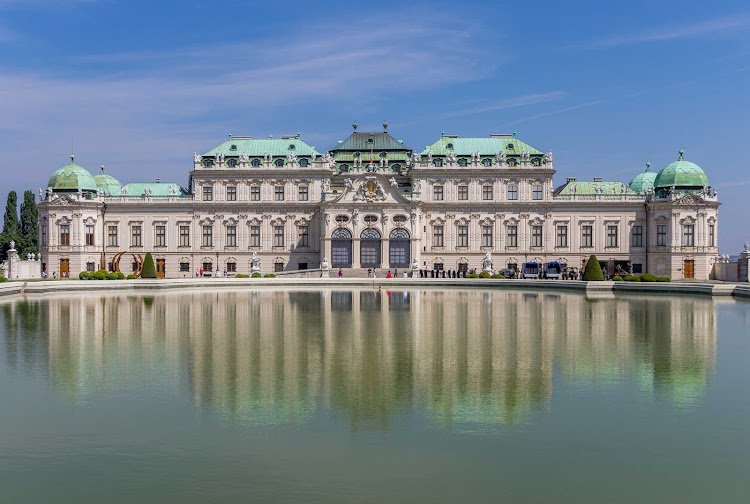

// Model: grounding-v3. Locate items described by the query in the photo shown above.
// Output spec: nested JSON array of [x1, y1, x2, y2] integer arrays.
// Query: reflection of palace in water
[[0, 289, 719, 428]]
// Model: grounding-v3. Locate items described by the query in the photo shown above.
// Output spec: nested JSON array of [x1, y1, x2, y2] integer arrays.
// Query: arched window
[[340, 164, 349, 172], [299, 158, 309, 167], [227, 158, 237, 167], [532, 157, 541, 166], [274, 158, 284, 167], [446, 143, 454, 149], [507, 158, 517, 167], [332, 228, 352, 239], [251, 158, 261, 167], [361, 228, 381, 239], [390, 228, 410, 239], [434, 158, 443, 167], [288, 144, 295, 150], [230, 144, 237, 151], [458, 158, 468, 167], [380, 151, 387, 158], [483, 158, 492, 167], [202, 159, 214, 167], [392, 164, 401, 171]]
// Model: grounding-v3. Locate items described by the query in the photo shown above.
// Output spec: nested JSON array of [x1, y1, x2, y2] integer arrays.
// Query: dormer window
[[532, 157, 541, 167], [364, 215, 378, 224], [507, 143, 514, 150], [446, 143, 454, 149], [299, 158, 309, 167], [251, 158, 261, 167], [354, 151, 361, 158], [483, 158, 492, 167], [230, 144, 237, 151], [380, 151, 387, 158], [227, 158, 237, 167], [202, 159, 214, 167], [289, 144, 295, 150], [507, 158, 517, 167], [274, 158, 284, 167], [341, 164, 349, 171], [458, 158, 467, 167], [393, 215, 407, 223], [392, 164, 401, 171], [434, 158, 443, 167], [367, 138, 374, 144], [336, 215, 349, 224]]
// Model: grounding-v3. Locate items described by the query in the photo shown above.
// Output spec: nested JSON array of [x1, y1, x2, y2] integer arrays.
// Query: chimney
[[593, 177, 602, 182], [566, 177, 577, 183], [156, 178, 160, 183]]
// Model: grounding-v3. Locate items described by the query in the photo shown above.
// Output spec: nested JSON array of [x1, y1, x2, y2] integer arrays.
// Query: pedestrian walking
[[338, 268, 343, 277]]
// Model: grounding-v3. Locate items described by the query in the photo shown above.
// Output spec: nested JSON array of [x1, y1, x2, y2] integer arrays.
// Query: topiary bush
[[0, 276, 8, 283], [235, 273, 249, 278], [252, 272, 261, 278], [491, 274, 505, 279], [92, 271, 106, 280], [263, 274, 276, 278], [613, 275, 623, 281], [639, 273, 657, 282], [126, 274, 137, 280], [79, 271, 89, 280], [466, 273, 479, 278], [478, 271, 491, 279], [582, 255, 605, 281], [656, 276, 671, 282], [141, 252, 157, 279], [623, 275, 640, 282]]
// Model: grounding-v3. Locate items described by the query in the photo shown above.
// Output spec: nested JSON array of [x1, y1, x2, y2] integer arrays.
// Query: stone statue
[[446, 152, 456, 165], [322, 153, 333, 166], [426, 150, 432, 163], [321, 257, 329, 271], [412, 257, 419, 270], [310, 151, 317, 162], [121, 186, 128, 196], [194, 152, 201, 163], [264, 152, 273, 163], [286, 153, 297, 165], [496, 151, 506, 165], [544, 150, 553, 164], [520, 152, 531, 164], [9, 240, 15, 250], [482, 251, 492, 273], [471, 152, 479, 164], [345, 178, 353, 188], [322, 179, 330, 193], [380, 156, 387, 168], [411, 152, 421, 166], [745, 241, 749, 252], [77, 188, 82, 198], [389, 177, 398, 187], [239, 153, 249, 164], [39, 188, 43, 202], [251, 252, 261, 274]]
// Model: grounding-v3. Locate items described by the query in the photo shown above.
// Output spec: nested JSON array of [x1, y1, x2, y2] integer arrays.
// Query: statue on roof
[[471, 152, 480, 164], [38, 188, 43, 202], [380, 156, 387, 168], [410, 152, 421, 166], [77, 188, 82, 198], [46, 187, 53, 200], [310, 151, 317, 162], [520, 152, 530, 164], [321, 153, 333, 166], [264, 152, 272, 163], [426, 150, 432, 163], [121, 186, 128, 196], [744, 241, 749, 252], [287, 152, 297, 165], [389, 177, 398, 187], [239, 153, 249, 164], [495, 151, 506, 165], [446, 152, 456, 165], [194, 152, 201, 163], [544, 150, 553, 164]]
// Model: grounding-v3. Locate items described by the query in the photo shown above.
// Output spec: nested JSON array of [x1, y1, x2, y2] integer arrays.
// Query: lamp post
[[215, 251, 219, 277]]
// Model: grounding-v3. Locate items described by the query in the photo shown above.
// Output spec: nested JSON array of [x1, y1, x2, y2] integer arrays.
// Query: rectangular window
[[532, 225, 543, 247], [107, 225, 118, 247], [607, 225, 618, 247], [179, 262, 190, 272], [433, 185, 444, 201], [274, 262, 284, 273], [86, 262, 95, 272], [507, 225, 518, 247], [250, 226, 261, 247], [683, 224, 695, 247], [226, 225, 237, 247], [180, 225, 190, 247], [709, 224, 715, 247], [458, 185, 468, 200], [482, 225, 493, 247], [633, 263, 643, 274], [657, 225, 667, 246], [457, 225, 468, 247], [433, 263, 444, 271], [226, 186, 237, 201], [298, 186, 309, 201], [274, 225, 284, 247], [582, 225, 593, 248], [227, 262, 236, 273], [433, 225, 444, 247], [507, 185, 518, 200], [533, 185, 543, 200], [274, 186, 284, 201], [203, 262, 213, 273], [60, 224, 70, 246], [155, 225, 166, 247], [42, 223, 48, 246], [482, 185, 493, 200], [131, 225, 142, 247], [85, 225, 95, 246], [203, 186, 213, 201], [251, 186, 260, 201], [556, 225, 568, 247], [298, 225, 309, 247], [202, 225, 213, 247], [632, 225, 643, 247]]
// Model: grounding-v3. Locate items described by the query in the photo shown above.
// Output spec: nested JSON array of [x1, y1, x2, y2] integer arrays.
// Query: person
[[402, 271, 408, 278], [195, 269, 199, 278], [41, 271, 47, 279], [52, 271, 57, 279], [394, 268, 398, 277], [338, 268, 342, 277], [373, 271, 377, 279], [200, 267, 204, 276], [368, 267, 372, 278], [386, 271, 392, 278]]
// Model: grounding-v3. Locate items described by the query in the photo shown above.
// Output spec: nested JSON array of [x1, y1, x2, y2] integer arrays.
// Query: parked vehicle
[[545, 261, 562, 279], [503, 268, 517, 279], [564, 267, 580, 280], [522, 262, 541, 279]]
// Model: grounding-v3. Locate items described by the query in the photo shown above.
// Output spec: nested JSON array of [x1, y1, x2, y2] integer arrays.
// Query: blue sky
[[1, 0, 748, 251]]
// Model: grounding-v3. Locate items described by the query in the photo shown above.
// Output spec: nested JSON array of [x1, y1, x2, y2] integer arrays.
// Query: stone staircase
[[334, 268, 410, 278]]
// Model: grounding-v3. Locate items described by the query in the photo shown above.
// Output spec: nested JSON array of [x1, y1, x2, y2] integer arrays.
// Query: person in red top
[[386, 271, 392, 278]]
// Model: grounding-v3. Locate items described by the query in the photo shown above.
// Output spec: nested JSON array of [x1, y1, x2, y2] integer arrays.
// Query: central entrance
[[389, 228, 410, 268], [360, 228, 382, 268], [684, 259, 695, 279], [331, 228, 352, 268], [156, 259, 166, 278]]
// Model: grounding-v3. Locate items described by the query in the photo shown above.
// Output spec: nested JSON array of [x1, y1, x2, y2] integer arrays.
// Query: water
[[1, 288, 749, 503]]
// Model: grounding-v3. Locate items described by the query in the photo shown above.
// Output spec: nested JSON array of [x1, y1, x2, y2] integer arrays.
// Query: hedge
[[623, 275, 640, 282], [582, 255, 605, 281], [639, 273, 657, 282], [0, 276, 7, 283], [656, 276, 671, 282], [478, 271, 491, 279], [235, 273, 249, 278], [141, 252, 157, 279], [491, 274, 505, 279], [127, 274, 137, 280], [466, 273, 479, 278], [263, 274, 276, 278], [613, 275, 623, 281], [252, 272, 261, 278]]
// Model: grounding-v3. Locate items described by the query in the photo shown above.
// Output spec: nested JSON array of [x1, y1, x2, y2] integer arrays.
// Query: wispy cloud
[[568, 13, 750, 49], [509, 100, 604, 125], [441, 92, 565, 118], [0, 0, 97, 8]]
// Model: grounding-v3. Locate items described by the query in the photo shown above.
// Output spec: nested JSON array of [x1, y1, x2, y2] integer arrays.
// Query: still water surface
[[1, 288, 749, 503]]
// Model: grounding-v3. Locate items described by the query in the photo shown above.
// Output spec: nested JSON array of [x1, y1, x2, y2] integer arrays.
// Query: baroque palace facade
[[38, 124, 720, 279]]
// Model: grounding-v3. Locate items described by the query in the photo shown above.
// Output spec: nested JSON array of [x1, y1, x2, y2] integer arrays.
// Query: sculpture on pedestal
[[482, 252, 493, 273]]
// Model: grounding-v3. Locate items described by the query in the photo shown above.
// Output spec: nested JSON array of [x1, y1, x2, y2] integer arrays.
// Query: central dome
[[47, 155, 97, 193], [654, 151, 709, 189]]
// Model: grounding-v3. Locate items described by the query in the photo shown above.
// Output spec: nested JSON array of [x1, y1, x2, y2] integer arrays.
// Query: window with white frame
[[250, 226, 261, 247], [632, 225, 643, 247], [155, 225, 166, 247], [457, 225, 468, 247], [274, 225, 285, 247], [581, 225, 593, 248], [203, 186, 213, 201], [482, 225, 493, 247], [433, 185, 444, 201], [458, 185, 468, 200], [533, 185, 543, 200], [251, 186, 260, 201], [607, 225, 618, 247], [131, 225, 142, 247], [507, 185, 518, 200], [298, 225, 309, 247], [507, 225, 518, 247], [298, 185, 309, 201], [202, 225, 213, 247], [531, 226, 543, 247], [657, 225, 667, 246], [709, 224, 715, 247], [556, 225, 568, 247], [179, 225, 190, 247], [433, 225, 444, 247], [682, 224, 695, 246], [226, 225, 237, 247], [274, 186, 284, 201], [108, 225, 118, 247], [60, 224, 70, 246], [85, 225, 95, 246], [226, 186, 237, 201], [482, 185, 493, 200]]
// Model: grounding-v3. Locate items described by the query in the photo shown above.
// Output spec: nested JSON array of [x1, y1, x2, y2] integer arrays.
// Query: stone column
[[740, 243, 750, 282], [7, 243, 19, 280]]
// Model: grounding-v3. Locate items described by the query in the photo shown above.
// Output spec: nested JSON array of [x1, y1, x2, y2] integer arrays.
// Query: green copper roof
[[123, 182, 187, 197], [556, 180, 628, 196], [628, 163, 657, 193], [203, 137, 320, 157], [654, 151, 709, 189], [330, 132, 411, 153], [47, 155, 98, 192], [333, 152, 410, 163], [94, 165, 122, 196], [421, 135, 543, 156]]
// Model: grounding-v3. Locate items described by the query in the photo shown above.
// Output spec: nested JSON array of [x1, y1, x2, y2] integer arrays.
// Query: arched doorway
[[360, 228, 382, 268], [331, 228, 352, 268], [389, 228, 410, 268]]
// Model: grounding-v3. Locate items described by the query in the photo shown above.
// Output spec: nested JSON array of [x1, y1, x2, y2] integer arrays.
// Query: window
[[457, 225, 468, 247], [632, 225, 643, 247], [86, 262, 95, 272], [434, 158, 443, 167], [657, 225, 667, 246], [709, 224, 715, 247], [458, 185, 468, 200], [298, 185, 309, 201], [155, 225, 166, 247], [533, 185, 543, 200], [274, 158, 284, 167], [556, 225, 568, 247], [131, 225, 142, 247], [227, 158, 237, 167], [340, 164, 349, 172], [607, 225, 618, 247], [682, 224, 695, 247], [42, 222, 47, 246], [335, 215, 349, 224], [433, 225, 444, 247], [507, 185, 518, 200], [202, 225, 213, 247], [226, 225, 237, 247], [108, 225, 118, 247], [482, 225, 493, 247], [274, 226, 284, 247], [180, 262, 190, 272], [251, 186, 260, 201], [227, 186, 237, 201], [633, 263, 643, 274], [458, 158, 467, 167], [85, 225, 95, 246], [299, 159, 308, 167], [483, 185, 493, 200], [507, 158, 517, 167], [203, 186, 213, 201], [433, 263, 444, 271], [298, 225, 309, 247], [582, 225, 593, 248], [393, 215, 407, 224], [274, 186, 284, 201], [274, 262, 284, 272], [227, 262, 236, 273], [251, 158, 261, 167], [364, 215, 378, 224], [60, 224, 70, 246], [433, 185, 444, 201], [180, 226, 190, 247], [532, 226, 543, 247], [507, 225, 518, 247], [298, 262, 308, 270], [203, 262, 213, 273], [202, 159, 213, 167], [483, 158, 492, 167], [250, 226, 261, 247]]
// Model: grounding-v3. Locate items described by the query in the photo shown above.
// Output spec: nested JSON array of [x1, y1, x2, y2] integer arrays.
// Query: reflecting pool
[[1, 288, 749, 503]]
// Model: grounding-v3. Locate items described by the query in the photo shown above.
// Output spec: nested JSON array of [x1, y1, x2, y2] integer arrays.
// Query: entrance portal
[[156, 259, 166, 278], [331, 228, 352, 268], [360, 228, 382, 268], [389, 228, 410, 268], [59, 258, 69, 278], [684, 259, 695, 279]]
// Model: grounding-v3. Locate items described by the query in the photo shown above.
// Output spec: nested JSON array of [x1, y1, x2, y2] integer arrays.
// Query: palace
[[38, 124, 720, 279]]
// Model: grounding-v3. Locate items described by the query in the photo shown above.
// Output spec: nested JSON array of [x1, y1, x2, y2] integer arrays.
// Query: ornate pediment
[[675, 194, 706, 206], [330, 174, 410, 205], [48, 195, 78, 207], [354, 176, 387, 202]]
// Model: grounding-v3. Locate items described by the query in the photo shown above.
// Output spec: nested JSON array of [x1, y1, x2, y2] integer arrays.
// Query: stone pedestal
[[321, 257, 330, 278], [7, 247, 19, 280], [740, 249, 750, 283]]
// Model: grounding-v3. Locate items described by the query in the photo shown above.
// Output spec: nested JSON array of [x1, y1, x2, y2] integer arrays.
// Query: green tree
[[1, 191, 20, 260], [141, 252, 157, 279], [582, 255, 605, 281], [19, 190, 38, 256]]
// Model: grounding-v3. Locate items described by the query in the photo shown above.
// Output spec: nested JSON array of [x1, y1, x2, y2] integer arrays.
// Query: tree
[[1, 191, 20, 261], [141, 252, 157, 279], [19, 190, 38, 256], [582, 254, 605, 281]]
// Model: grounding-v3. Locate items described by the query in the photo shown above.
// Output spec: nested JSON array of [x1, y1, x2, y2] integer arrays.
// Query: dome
[[654, 151, 709, 189], [47, 155, 98, 192], [628, 162, 657, 193], [94, 165, 121, 195]]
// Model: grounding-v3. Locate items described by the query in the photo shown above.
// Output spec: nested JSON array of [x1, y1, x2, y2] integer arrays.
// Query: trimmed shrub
[[491, 274, 505, 279], [656, 276, 671, 282], [639, 273, 657, 282], [623, 275, 640, 282], [582, 255, 605, 281], [263, 273, 276, 278], [613, 275, 623, 281], [235, 273, 249, 278], [126, 274, 137, 280], [79, 271, 89, 280], [141, 252, 157, 279], [466, 273, 479, 278], [0, 276, 8, 283], [252, 272, 261, 278], [478, 271, 491, 279], [92, 271, 106, 280]]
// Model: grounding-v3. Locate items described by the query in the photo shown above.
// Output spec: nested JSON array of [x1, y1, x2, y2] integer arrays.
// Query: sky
[[0, 0, 748, 251]]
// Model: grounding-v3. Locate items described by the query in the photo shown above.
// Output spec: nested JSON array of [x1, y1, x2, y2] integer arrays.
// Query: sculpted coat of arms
[[353, 177, 386, 202]]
